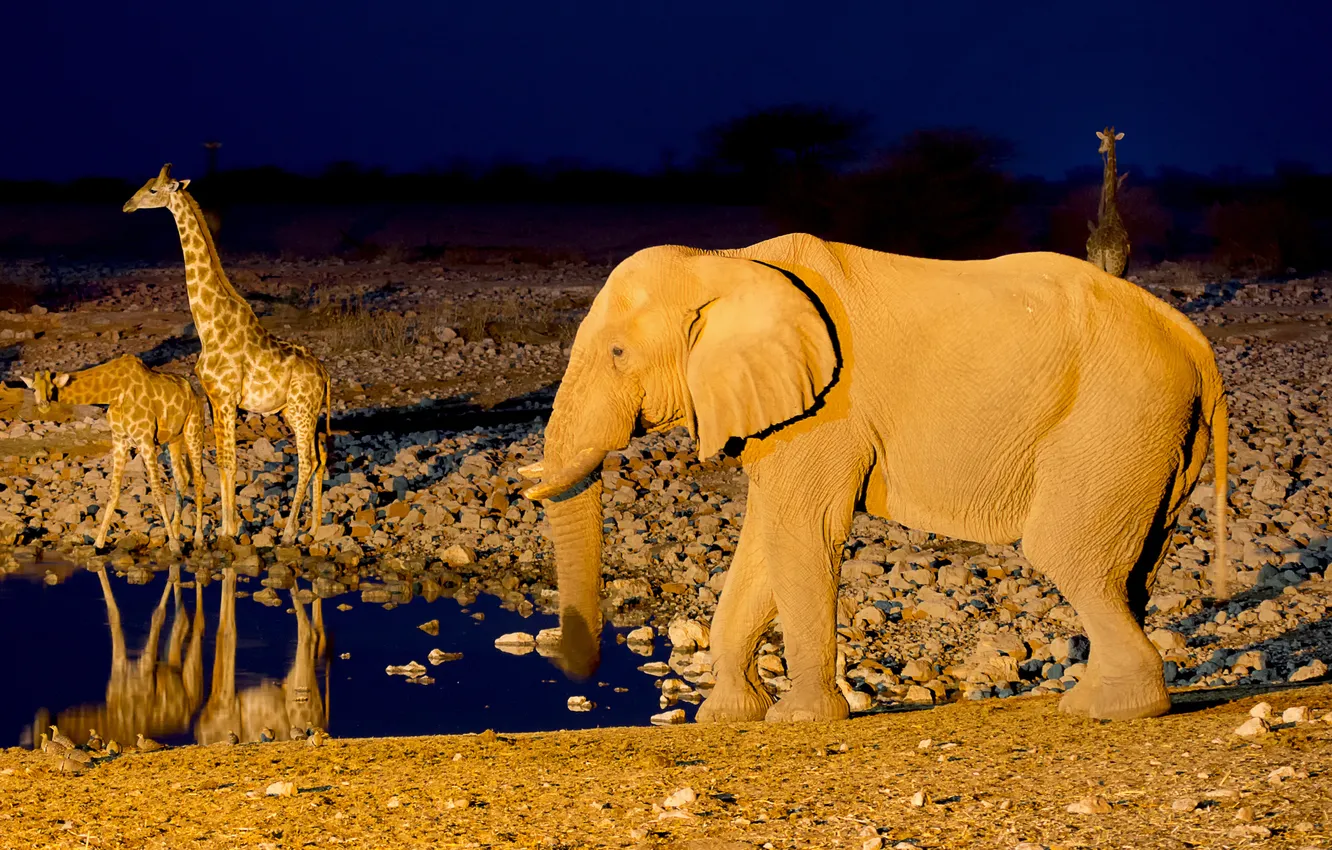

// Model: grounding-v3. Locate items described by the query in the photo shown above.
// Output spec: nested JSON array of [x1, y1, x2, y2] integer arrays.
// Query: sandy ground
[[4, 684, 1331, 850]]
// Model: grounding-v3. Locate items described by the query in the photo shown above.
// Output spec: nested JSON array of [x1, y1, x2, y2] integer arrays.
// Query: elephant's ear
[[684, 256, 837, 459]]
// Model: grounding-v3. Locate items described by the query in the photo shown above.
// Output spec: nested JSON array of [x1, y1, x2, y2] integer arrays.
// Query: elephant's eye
[[611, 345, 624, 357]]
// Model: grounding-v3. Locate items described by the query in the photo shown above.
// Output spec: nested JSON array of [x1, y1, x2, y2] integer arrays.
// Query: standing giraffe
[[123, 164, 331, 544], [22, 355, 206, 552], [1086, 126, 1130, 277]]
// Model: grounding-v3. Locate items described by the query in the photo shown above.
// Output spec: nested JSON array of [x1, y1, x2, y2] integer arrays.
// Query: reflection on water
[[28, 565, 328, 749], [2, 560, 675, 748]]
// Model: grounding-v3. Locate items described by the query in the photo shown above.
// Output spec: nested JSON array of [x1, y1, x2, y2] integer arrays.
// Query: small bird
[[40, 734, 68, 757], [63, 747, 91, 765], [226, 731, 240, 745], [106, 740, 122, 756], [259, 727, 275, 743], [137, 733, 164, 752], [307, 728, 327, 747], [289, 727, 305, 741], [86, 730, 104, 751], [49, 725, 75, 750]]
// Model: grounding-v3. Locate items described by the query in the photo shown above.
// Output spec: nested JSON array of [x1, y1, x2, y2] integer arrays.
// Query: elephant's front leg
[[759, 453, 862, 723], [695, 494, 777, 723]]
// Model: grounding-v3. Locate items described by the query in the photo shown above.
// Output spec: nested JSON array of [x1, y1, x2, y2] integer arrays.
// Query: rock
[[1234, 716, 1270, 737], [567, 696, 594, 712], [1171, 797, 1200, 813], [639, 661, 671, 677], [667, 617, 710, 651], [1251, 470, 1292, 504], [418, 619, 439, 636], [626, 626, 654, 644], [1281, 706, 1310, 723], [862, 837, 884, 850], [494, 632, 536, 654], [910, 790, 929, 807], [265, 781, 297, 797], [663, 787, 696, 809], [252, 587, 283, 607], [842, 559, 885, 580], [386, 661, 427, 678], [901, 659, 937, 682], [854, 605, 887, 627], [536, 627, 562, 646], [1066, 796, 1112, 815], [1288, 659, 1328, 682], [904, 685, 935, 705], [440, 544, 476, 567], [427, 649, 463, 665], [1267, 765, 1298, 784], [1249, 701, 1273, 719], [651, 709, 687, 725], [1148, 628, 1187, 652]]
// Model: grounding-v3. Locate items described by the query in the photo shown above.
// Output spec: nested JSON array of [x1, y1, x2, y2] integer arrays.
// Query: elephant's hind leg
[[1023, 454, 1185, 721], [695, 487, 778, 723]]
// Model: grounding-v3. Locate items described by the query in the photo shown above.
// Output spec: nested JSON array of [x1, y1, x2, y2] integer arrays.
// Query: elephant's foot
[[695, 681, 774, 723], [1058, 674, 1170, 721], [765, 686, 850, 723]]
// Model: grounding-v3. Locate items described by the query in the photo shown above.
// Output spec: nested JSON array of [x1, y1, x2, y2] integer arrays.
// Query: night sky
[[4, 0, 1329, 182]]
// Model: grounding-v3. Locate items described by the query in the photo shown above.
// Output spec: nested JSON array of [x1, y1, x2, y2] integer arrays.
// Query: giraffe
[[22, 355, 205, 552], [1086, 126, 1130, 277], [123, 164, 331, 544]]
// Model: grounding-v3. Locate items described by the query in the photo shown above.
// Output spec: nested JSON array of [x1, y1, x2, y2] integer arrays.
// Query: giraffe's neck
[[166, 192, 261, 348], [56, 358, 136, 406], [1098, 143, 1120, 221]]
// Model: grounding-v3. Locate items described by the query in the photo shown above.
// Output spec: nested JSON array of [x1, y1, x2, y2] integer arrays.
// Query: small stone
[[1148, 628, 1187, 652], [667, 617, 711, 651], [626, 626, 654, 644], [1249, 701, 1273, 719], [917, 738, 933, 750], [494, 631, 536, 648], [418, 619, 439, 636], [1171, 797, 1200, 813], [535, 627, 562, 646], [904, 685, 935, 705], [1066, 796, 1112, 815], [862, 837, 883, 850], [265, 781, 297, 797], [650, 709, 687, 725], [1288, 659, 1328, 682], [440, 544, 476, 567], [1234, 716, 1270, 737], [385, 661, 427, 678], [428, 648, 463, 665], [1267, 765, 1298, 784], [567, 696, 594, 712], [386, 796, 401, 808], [910, 790, 929, 807], [663, 787, 696, 809], [1282, 706, 1310, 723]]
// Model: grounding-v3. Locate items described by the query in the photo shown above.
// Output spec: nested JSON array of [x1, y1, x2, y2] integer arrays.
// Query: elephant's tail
[[1209, 391, 1231, 600]]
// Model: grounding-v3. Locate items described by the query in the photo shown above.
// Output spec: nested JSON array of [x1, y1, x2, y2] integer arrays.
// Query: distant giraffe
[[22, 355, 206, 552], [1086, 126, 1130, 277], [123, 164, 330, 544]]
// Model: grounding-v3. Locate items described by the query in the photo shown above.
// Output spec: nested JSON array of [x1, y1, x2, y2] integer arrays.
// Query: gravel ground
[[5, 684, 1331, 849], [1, 259, 1331, 726]]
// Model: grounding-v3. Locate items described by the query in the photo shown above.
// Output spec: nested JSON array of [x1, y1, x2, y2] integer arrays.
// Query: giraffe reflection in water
[[196, 568, 328, 745], [48, 565, 205, 748], [41, 567, 328, 747]]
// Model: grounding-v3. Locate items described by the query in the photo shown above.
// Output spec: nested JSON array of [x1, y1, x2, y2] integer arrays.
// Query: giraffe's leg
[[141, 441, 182, 555], [211, 400, 240, 539], [95, 438, 129, 550], [186, 409, 206, 549], [280, 406, 316, 545], [308, 411, 327, 536], [167, 440, 186, 539]]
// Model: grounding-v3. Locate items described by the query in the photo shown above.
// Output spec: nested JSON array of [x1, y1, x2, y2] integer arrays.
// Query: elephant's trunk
[[541, 473, 606, 678]]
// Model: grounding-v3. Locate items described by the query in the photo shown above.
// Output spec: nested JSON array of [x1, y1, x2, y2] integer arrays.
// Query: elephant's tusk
[[517, 460, 545, 479], [520, 447, 607, 501]]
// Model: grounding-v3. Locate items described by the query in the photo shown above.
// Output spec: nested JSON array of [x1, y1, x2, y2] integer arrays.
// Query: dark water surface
[[0, 561, 680, 749]]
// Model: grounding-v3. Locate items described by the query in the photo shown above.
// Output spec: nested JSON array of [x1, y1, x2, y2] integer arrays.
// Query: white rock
[[1249, 701, 1273, 719], [535, 627, 562, 646], [667, 618, 710, 651], [1066, 796, 1112, 815], [862, 837, 883, 850], [1282, 706, 1310, 723], [567, 696, 594, 712], [1234, 716, 1270, 737], [1171, 797, 1199, 813], [626, 626, 654, 644], [385, 661, 427, 678], [650, 709, 687, 725], [910, 790, 929, 807], [662, 787, 696, 809], [1148, 628, 1187, 652], [639, 661, 671, 677], [1267, 765, 1297, 784], [1288, 659, 1328, 682], [494, 632, 536, 647], [265, 781, 297, 797]]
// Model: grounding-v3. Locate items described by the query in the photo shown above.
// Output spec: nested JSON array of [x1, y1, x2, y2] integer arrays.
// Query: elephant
[[518, 232, 1229, 723]]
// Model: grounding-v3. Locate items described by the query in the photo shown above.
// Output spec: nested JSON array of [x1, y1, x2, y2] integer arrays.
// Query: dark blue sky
[[3, 0, 1329, 182]]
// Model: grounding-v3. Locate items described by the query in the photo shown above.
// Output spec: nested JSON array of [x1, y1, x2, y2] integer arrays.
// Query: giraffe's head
[[123, 163, 190, 213], [1096, 127, 1124, 155], [20, 370, 69, 413]]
